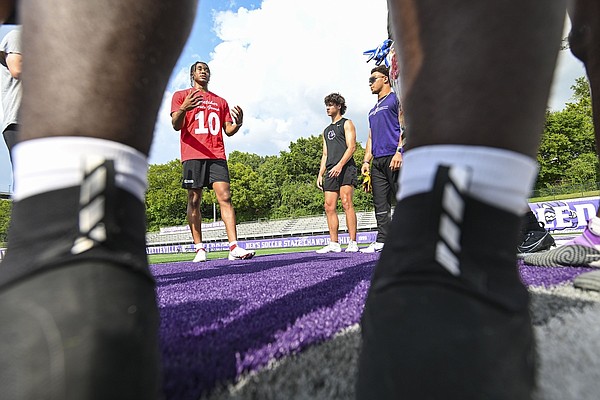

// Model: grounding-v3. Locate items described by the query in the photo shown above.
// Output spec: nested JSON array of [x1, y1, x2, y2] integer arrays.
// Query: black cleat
[[518, 230, 556, 254]]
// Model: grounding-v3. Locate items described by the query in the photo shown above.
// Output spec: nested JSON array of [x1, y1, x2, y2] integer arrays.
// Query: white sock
[[397, 145, 538, 214], [12, 137, 148, 202], [229, 241, 238, 249], [194, 242, 204, 251]]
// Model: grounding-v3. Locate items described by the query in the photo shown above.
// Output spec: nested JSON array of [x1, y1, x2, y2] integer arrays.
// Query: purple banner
[[529, 196, 598, 234], [147, 231, 378, 255]]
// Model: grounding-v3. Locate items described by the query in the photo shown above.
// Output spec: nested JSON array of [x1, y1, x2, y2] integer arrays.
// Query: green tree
[[537, 76, 596, 188], [228, 160, 272, 221], [0, 199, 11, 243], [145, 159, 188, 231], [280, 135, 323, 182], [565, 153, 600, 185]]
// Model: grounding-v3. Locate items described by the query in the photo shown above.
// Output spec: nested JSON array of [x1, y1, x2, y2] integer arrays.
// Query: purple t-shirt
[[368, 91, 401, 158]]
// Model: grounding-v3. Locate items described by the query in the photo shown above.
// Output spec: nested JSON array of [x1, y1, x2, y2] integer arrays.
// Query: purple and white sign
[[529, 196, 598, 234], [147, 231, 378, 255]]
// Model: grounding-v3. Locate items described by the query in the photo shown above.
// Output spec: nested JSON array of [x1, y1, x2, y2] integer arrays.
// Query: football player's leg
[[0, 1, 197, 398], [357, 1, 567, 398]]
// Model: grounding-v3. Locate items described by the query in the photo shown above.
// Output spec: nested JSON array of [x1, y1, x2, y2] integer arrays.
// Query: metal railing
[[530, 181, 600, 200]]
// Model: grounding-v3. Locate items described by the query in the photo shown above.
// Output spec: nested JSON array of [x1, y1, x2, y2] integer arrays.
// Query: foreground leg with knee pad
[[356, 166, 535, 399]]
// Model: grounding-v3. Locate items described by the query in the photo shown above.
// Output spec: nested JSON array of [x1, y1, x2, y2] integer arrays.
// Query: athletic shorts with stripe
[[182, 159, 230, 190]]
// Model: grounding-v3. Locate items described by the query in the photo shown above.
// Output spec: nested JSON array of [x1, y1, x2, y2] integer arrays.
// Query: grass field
[[148, 246, 323, 264], [529, 190, 600, 203]]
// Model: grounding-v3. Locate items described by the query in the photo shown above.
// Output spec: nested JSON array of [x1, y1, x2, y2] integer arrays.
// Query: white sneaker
[[360, 242, 384, 253], [228, 244, 255, 260], [193, 248, 207, 262], [345, 241, 359, 253], [316, 242, 342, 254]]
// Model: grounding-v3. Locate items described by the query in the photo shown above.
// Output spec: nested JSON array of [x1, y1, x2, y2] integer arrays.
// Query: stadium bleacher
[[146, 210, 386, 246]]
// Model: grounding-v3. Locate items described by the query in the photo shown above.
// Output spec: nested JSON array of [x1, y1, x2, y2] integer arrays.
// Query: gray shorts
[[181, 159, 230, 190]]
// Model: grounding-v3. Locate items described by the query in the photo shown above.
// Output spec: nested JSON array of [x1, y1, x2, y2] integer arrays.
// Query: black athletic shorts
[[323, 163, 358, 192], [182, 159, 230, 190]]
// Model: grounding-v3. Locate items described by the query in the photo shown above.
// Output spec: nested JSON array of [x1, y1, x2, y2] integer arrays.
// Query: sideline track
[[152, 251, 600, 400]]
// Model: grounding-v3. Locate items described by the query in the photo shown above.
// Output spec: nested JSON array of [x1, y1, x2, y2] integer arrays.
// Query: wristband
[[363, 160, 370, 164]]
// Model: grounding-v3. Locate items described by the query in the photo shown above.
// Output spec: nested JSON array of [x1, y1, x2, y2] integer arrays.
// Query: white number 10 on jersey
[[195, 111, 221, 135]]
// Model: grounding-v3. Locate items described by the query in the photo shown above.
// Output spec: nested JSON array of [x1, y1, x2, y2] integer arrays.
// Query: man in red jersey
[[171, 61, 254, 262]]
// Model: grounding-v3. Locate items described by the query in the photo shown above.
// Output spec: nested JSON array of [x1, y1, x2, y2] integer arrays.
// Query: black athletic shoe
[[517, 211, 555, 254], [356, 166, 535, 400], [517, 230, 556, 254]]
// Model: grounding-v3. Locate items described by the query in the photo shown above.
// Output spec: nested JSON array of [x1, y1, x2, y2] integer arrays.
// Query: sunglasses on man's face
[[369, 76, 385, 85]]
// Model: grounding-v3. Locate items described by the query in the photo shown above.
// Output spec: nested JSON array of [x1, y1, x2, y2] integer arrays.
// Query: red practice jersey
[[171, 88, 233, 161]]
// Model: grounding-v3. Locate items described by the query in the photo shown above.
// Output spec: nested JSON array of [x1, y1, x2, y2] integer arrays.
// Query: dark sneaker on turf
[[517, 230, 555, 254], [523, 227, 600, 267], [356, 166, 535, 399], [517, 211, 555, 254]]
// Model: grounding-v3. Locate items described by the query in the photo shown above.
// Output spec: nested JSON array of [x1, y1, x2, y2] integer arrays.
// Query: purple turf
[[152, 252, 594, 399], [518, 259, 594, 287], [152, 251, 378, 399]]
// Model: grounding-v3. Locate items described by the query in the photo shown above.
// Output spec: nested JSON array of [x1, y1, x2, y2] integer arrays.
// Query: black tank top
[[324, 117, 356, 168]]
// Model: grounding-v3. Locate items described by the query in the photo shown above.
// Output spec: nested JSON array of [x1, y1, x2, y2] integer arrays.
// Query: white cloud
[[145, 3, 586, 166], [150, 0, 389, 164]]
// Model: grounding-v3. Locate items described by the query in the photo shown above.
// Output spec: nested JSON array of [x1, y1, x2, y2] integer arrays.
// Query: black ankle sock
[[0, 160, 160, 398], [357, 166, 535, 399], [0, 160, 151, 289], [373, 166, 528, 312]]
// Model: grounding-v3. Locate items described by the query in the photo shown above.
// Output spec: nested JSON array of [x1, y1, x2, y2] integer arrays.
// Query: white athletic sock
[[12, 137, 148, 202], [397, 145, 538, 214], [194, 242, 204, 251]]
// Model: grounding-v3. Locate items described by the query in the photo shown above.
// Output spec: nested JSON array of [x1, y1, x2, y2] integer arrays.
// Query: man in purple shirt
[[361, 65, 403, 253]]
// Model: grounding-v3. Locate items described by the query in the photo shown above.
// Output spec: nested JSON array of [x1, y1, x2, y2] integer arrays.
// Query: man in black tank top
[[316, 93, 359, 253]]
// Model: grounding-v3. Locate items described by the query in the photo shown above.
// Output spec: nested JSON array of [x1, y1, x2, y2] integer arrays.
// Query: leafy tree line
[[536, 77, 597, 189], [0, 77, 596, 239], [0, 199, 10, 243], [145, 135, 373, 231]]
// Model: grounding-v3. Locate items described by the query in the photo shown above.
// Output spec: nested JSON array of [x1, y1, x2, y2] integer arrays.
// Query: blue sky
[[0, 1, 588, 193]]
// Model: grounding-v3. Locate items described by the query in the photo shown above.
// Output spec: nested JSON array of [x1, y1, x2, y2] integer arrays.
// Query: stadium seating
[[145, 209, 389, 246]]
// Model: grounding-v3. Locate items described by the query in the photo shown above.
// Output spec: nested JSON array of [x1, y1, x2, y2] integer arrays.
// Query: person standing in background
[[360, 65, 403, 253], [0, 27, 21, 165], [171, 61, 255, 262], [316, 92, 359, 254]]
